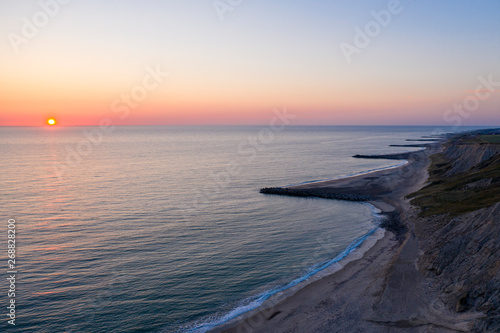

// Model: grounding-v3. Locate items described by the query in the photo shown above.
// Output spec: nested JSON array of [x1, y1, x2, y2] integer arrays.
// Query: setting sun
[[47, 118, 56, 126]]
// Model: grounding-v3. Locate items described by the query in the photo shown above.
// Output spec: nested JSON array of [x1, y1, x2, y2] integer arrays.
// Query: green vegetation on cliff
[[411, 130, 500, 332], [480, 135, 500, 144], [409, 133, 500, 217]]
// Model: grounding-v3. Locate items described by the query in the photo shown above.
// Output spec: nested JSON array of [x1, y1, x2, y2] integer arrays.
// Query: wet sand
[[209, 143, 482, 333]]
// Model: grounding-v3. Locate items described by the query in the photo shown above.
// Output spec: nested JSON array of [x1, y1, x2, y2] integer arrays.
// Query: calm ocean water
[[0, 126, 486, 332]]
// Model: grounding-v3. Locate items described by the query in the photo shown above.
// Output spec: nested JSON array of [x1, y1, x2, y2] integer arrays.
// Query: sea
[[0, 125, 488, 332]]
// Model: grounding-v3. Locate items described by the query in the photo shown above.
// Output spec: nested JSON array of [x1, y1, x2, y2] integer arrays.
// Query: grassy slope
[[409, 137, 500, 217], [480, 135, 500, 144]]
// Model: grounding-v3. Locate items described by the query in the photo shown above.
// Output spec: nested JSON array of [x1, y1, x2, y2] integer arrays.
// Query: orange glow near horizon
[[1, 1, 499, 127], [47, 118, 57, 126]]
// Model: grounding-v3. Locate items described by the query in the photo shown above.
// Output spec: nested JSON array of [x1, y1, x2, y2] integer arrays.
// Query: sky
[[0, 0, 499, 126]]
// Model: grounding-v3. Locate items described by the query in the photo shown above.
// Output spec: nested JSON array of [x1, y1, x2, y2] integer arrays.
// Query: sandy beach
[[209, 141, 485, 333]]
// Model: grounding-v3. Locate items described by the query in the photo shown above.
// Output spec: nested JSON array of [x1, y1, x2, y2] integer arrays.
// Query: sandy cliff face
[[441, 142, 500, 176], [413, 140, 500, 331], [218, 133, 499, 333], [416, 203, 500, 331]]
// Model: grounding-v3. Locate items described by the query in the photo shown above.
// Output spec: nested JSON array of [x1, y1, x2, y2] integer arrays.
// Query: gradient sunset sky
[[1, 0, 499, 126]]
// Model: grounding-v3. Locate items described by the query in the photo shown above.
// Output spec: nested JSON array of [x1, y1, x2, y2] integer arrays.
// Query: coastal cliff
[[410, 131, 500, 331], [213, 129, 500, 333]]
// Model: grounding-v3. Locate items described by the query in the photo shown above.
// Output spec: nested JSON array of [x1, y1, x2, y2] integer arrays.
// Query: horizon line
[[1, 124, 500, 128]]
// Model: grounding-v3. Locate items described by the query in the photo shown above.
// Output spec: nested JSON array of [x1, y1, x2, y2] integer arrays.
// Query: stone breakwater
[[259, 187, 372, 201], [352, 152, 411, 160]]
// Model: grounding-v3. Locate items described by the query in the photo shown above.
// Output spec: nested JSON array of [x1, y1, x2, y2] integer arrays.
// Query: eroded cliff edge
[[409, 130, 500, 331], [214, 130, 499, 333]]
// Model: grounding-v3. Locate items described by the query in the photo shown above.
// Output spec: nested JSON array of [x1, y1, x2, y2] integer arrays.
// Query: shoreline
[[280, 160, 409, 188], [208, 224, 396, 333], [190, 204, 385, 333], [201, 224, 387, 333], [208, 141, 442, 333]]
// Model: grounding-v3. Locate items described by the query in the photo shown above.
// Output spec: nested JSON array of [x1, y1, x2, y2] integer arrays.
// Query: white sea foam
[[182, 204, 386, 333]]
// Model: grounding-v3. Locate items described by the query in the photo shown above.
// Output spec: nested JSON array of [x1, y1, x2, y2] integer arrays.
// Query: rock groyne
[[259, 187, 372, 201]]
